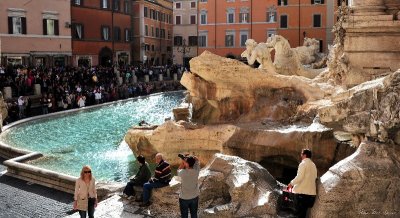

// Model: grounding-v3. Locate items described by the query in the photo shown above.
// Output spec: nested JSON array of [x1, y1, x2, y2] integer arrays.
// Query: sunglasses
[[84, 171, 92, 174]]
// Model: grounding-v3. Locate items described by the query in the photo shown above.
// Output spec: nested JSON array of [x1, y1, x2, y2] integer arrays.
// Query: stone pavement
[[0, 158, 74, 218], [65, 195, 156, 218]]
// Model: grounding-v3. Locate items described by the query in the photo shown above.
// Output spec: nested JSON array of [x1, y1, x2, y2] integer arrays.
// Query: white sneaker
[[122, 194, 128, 198], [127, 195, 134, 200]]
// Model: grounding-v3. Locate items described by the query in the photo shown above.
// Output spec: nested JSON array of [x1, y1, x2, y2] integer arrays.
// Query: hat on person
[[186, 156, 196, 168]]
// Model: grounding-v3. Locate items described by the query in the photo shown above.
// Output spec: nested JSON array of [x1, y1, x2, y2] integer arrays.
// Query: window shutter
[[54, 20, 59, 35], [321, 0, 325, 4], [101, 26, 104, 40], [311, 0, 315, 4], [21, 17, 27, 34], [8, 17, 13, 34], [43, 19, 47, 35]]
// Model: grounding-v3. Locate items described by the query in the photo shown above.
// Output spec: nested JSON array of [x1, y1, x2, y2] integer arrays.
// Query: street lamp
[[176, 39, 191, 68]]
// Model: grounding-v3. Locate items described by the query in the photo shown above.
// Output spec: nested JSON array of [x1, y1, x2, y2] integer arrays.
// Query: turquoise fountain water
[[0, 92, 184, 182]]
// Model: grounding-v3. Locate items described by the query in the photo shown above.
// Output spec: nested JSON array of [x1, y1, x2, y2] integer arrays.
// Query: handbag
[[279, 187, 297, 212], [76, 197, 88, 211]]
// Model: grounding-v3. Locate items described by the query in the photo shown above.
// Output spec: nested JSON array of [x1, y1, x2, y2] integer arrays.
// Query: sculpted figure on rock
[[241, 35, 324, 79]]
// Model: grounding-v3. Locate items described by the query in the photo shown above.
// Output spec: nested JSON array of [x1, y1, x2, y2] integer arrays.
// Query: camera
[[178, 153, 186, 160]]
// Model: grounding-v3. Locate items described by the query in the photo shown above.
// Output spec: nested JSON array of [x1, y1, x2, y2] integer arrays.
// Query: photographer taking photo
[[178, 153, 200, 218]]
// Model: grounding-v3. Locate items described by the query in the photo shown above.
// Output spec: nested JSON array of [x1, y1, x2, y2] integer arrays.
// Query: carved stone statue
[[240, 39, 275, 73], [293, 37, 320, 65]]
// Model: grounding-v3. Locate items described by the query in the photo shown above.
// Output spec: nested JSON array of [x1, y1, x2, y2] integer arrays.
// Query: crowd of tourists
[[0, 64, 185, 124]]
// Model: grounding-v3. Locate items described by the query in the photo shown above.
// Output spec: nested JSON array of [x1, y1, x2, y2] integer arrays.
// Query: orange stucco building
[[71, 0, 132, 67], [198, 0, 345, 58], [132, 0, 173, 65]]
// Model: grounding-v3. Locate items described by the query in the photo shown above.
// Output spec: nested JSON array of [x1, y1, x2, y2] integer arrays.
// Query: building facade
[[276, 0, 342, 53], [172, 0, 198, 66], [71, 0, 132, 67], [197, 0, 344, 58], [0, 0, 72, 67], [132, 0, 173, 66]]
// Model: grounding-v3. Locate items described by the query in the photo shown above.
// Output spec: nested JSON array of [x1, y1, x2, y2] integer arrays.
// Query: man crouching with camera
[[178, 153, 200, 218]]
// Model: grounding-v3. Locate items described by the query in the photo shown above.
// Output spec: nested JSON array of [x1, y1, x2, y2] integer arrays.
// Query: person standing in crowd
[[288, 149, 318, 218], [140, 153, 171, 207], [74, 165, 98, 218], [17, 96, 25, 118], [123, 155, 151, 199], [178, 154, 200, 218]]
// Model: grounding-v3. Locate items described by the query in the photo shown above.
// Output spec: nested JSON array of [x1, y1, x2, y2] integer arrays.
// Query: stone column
[[351, 0, 386, 15], [167, 69, 170, 78], [173, 73, 178, 81], [34, 84, 41, 96], [158, 74, 163, 82], [144, 75, 150, 83], [118, 77, 123, 85], [3, 87, 12, 99], [133, 75, 137, 84]]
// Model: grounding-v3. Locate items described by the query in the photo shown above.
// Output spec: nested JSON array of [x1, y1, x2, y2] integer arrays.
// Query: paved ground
[[0, 157, 75, 218]]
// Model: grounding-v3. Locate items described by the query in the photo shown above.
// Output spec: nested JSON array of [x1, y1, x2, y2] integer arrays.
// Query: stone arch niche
[[99, 46, 113, 67], [259, 155, 299, 184]]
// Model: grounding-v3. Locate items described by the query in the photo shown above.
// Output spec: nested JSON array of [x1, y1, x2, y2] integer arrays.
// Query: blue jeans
[[142, 181, 168, 203], [78, 197, 95, 218], [179, 197, 198, 218]]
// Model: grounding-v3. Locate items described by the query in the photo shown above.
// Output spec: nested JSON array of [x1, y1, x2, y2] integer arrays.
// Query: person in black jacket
[[140, 153, 171, 207], [122, 155, 151, 199]]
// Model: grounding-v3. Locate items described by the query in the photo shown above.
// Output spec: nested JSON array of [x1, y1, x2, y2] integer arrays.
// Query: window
[[191, 2, 196, 8], [145, 25, 148, 36], [74, 0, 82, 5], [198, 34, 207, 47], [267, 7, 277, 22], [200, 0, 208, 2], [151, 45, 154, 51], [313, 14, 322, 27], [188, 36, 197, 46], [312, 0, 325, 4], [225, 31, 234, 47], [278, 0, 288, 6], [151, 26, 154, 36], [113, 0, 120, 11], [267, 29, 276, 38], [200, 11, 207, 24], [190, 15, 196, 24], [8, 17, 27, 34], [144, 7, 148, 17], [124, 0, 131, 14], [168, 31, 171, 39], [280, 15, 288, 28], [174, 36, 183, 46], [101, 26, 110, 40], [156, 28, 159, 38], [240, 31, 248, 47], [160, 29, 165, 38], [114, 27, 121, 41], [43, 19, 59, 35], [125, 29, 130, 42], [239, 13, 249, 23], [227, 9, 234, 23], [175, 16, 181, 25], [74, 24, 84, 39], [175, 2, 181, 9], [101, 0, 108, 9]]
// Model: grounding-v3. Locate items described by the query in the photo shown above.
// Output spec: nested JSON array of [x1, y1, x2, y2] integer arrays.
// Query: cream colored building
[[172, 0, 198, 67], [0, 0, 72, 66]]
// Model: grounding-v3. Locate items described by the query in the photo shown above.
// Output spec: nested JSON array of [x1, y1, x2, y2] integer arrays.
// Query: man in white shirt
[[288, 149, 317, 218]]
